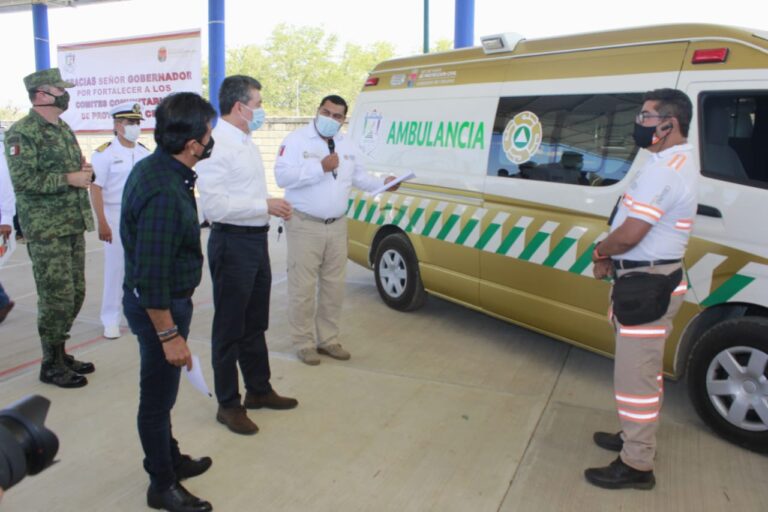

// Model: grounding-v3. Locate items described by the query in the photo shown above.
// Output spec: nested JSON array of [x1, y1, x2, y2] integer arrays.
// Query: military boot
[[63, 350, 95, 374], [40, 346, 88, 388]]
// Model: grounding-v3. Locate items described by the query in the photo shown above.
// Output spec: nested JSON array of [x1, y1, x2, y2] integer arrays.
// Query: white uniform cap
[[110, 102, 143, 120]]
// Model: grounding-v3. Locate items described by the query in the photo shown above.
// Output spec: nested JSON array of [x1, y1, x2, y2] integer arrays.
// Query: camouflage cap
[[23, 68, 75, 91]]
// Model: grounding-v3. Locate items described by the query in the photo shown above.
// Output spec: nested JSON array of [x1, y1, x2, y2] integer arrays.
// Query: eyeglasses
[[635, 112, 670, 124]]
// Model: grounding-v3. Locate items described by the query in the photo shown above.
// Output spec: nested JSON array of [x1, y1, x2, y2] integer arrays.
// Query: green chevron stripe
[[455, 219, 479, 245], [392, 205, 409, 225], [347, 198, 354, 214], [422, 211, 442, 237], [436, 214, 460, 241], [364, 203, 379, 223], [353, 199, 367, 220], [519, 232, 549, 261], [700, 274, 755, 307], [405, 208, 425, 233], [497, 226, 524, 255], [569, 243, 596, 275], [543, 237, 577, 267], [475, 224, 500, 250]]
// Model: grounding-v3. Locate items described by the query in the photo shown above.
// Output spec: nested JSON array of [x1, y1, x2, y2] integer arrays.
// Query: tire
[[687, 317, 768, 453], [373, 232, 426, 312]]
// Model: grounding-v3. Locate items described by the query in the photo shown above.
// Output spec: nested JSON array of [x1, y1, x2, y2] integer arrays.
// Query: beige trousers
[[285, 213, 348, 350], [611, 263, 686, 471]]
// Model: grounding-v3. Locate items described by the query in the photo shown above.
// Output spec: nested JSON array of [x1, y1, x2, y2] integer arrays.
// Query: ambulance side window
[[700, 92, 768, 186], [487, 93, 643, 186]]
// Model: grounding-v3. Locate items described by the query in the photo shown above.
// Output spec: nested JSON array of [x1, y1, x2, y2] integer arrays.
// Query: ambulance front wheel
[[687, 317, 768, 453], [373, 233, 426, 312]]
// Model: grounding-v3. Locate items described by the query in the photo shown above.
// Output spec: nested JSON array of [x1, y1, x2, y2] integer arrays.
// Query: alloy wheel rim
[[705, 345, 768, 432]]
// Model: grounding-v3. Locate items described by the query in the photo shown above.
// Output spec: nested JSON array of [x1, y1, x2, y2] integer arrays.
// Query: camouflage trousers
[[27, 233, 86, 364]]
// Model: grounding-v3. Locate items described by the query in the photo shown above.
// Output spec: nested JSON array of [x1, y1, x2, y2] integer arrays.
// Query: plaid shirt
[[121, 148, 202, 309]]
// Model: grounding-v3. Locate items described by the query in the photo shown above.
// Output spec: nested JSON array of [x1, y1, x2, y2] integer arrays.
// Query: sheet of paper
[[184, 355, 212, 398], [367, 171, 416, 197], [0, 230, 16, 269]]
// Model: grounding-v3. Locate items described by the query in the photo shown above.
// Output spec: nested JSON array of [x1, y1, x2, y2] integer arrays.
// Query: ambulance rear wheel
[[373, 233, 426, 312], [687, 317, 768, 453]]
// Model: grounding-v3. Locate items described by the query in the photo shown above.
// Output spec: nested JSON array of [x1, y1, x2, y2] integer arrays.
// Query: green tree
[[203, 24, 396, 116]]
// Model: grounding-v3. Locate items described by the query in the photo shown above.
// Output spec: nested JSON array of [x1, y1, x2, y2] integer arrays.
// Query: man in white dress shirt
[[91, 102, 151, 339], [197, 75, 297, 436], [275, 95, 398, 365]]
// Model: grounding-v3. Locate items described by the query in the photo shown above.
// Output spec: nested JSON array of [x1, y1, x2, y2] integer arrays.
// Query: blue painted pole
[[454, 0, 475, 49], [423, 0, 429, 54], [208, 0, 225, 119], [32, 2, 50, 70]]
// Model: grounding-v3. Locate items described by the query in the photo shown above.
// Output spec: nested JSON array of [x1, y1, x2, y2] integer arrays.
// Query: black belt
[[172, 288, 195, 299], [613, 258, 681, 270], [211, 222, 269, 234]]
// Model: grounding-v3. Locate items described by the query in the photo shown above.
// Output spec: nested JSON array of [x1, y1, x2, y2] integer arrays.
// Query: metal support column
[[208, 0, 225, 118], [454, 0, 475, 49], [423, 0, 429, 54], [32, 2, 50, 70]]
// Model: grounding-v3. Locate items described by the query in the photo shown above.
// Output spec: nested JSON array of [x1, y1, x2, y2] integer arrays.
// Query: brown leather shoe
[[244, 390, 298, 410], [216, 406, 258, 435]]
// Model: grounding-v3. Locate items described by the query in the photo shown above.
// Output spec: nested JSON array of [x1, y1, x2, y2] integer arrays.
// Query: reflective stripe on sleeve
[[618, 326, 667, 338]]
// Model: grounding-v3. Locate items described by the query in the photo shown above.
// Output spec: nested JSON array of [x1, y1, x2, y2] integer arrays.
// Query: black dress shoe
[[176, 455, 212, 481], [593, 431, 623, 452], [584, 457, 655, 490], [39, 364, 88, 388], [147, 482, 212, 512], [63, 353, 95, 374]]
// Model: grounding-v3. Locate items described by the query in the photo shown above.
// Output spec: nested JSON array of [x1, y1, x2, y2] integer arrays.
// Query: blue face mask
[[315, 114, 341, 138], [242, 104, 265, 131]]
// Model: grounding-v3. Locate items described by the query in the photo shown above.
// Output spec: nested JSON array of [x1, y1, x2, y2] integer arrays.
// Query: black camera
[[0, 395, 58, 491]]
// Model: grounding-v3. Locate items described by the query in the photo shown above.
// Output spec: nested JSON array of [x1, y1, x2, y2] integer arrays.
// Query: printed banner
[[57, 30, 202, 132]]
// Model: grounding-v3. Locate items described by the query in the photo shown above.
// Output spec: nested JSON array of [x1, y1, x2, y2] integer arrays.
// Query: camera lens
[[0, 396, 59, 490]]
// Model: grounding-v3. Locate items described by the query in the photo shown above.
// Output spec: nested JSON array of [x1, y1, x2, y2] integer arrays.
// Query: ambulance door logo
[[359, 110, 383, 155], [502, 111, 542, 164]]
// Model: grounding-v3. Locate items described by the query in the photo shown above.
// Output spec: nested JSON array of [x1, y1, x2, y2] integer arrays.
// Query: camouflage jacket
[[4, 109, 94, 241]]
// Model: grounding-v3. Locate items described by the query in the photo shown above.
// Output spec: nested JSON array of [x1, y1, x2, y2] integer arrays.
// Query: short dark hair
[[319, 95, 348, 115], [154, 92, 216, 155], [219, 75, 262, 116], [643, 88, 693, 137]]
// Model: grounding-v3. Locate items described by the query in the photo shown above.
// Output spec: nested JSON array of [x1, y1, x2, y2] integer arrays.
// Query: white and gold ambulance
[[345, 24, 768, 452]]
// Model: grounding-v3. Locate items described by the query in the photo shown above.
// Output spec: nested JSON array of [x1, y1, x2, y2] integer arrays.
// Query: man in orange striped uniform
[[586, 88, 697, 490]]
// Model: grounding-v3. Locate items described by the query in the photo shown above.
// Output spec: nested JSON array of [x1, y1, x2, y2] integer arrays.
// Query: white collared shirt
[[196, 119, 270, 226], [274, 121, 385, 219], [91, 137, 151, 205], [0, 143, 16, 224], [611, 143, 699, 261]]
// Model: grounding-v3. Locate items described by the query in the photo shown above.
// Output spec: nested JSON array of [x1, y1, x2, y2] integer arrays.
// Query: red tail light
[[692, 48, 729, 64], [364, 77, 380, 87]]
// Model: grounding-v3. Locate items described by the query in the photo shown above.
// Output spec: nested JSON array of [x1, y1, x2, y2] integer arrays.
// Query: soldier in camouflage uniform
[[5, 68, 96, 388]]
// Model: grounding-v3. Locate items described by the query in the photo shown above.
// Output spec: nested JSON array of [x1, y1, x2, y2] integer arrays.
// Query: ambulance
[[344, 24, 768, 452]]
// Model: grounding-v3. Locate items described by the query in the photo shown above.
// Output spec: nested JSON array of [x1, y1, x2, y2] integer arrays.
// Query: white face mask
[[122, 124, 141, 143]]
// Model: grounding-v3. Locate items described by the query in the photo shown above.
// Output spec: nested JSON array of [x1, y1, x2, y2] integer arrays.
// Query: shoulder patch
[[95, 141, 112, 153]]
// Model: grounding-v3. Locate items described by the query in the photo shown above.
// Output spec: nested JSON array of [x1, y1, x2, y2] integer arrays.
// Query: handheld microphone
[[327, 138, 337, 179]]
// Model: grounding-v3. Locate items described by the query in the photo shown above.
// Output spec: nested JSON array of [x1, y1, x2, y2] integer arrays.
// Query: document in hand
[[184, 355, 213, 398], [367, 171, 416, 197]]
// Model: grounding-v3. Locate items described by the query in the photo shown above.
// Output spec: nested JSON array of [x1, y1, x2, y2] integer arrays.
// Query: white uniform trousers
[[100, 203, 125, 328], [285, 213, 348, 350]]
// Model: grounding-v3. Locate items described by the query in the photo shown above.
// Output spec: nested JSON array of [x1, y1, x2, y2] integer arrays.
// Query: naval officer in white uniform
[[91, 102, 151, 339]]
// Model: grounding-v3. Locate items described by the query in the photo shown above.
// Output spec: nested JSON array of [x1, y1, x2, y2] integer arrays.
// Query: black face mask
[[35, 90, 70, 112], [632, 122, 657, 148], [194, 136, 215, 160]]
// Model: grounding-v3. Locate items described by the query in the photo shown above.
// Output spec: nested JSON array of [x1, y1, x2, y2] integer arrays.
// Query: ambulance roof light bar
[[480, 32, 525, 54]]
